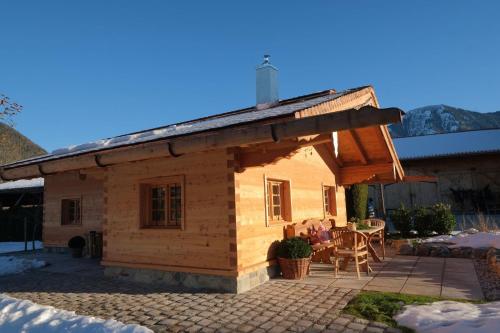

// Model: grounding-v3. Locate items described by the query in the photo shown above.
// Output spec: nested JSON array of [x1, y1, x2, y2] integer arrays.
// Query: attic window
[[61, 198, 81, 225], [140, 175, 184, 229]]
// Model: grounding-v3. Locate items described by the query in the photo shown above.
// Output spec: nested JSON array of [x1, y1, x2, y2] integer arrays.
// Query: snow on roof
[[394, 128, 500, 160], [3, 87, 364, 168], [0, 178, 44, 191]]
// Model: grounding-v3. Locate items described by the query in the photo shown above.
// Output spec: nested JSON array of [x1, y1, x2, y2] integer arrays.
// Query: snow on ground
[[395, 300, 500, 333], [423, 231, 500, 248], [0, 257, 46, 276], [0, 242, 43, 254], [0, 294, 152, 333]]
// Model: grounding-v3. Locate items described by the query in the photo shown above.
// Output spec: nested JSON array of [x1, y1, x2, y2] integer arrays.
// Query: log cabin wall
[[101, 149, 235, 276], [43, 170, 104, 248], [234, 145, 347, 276]]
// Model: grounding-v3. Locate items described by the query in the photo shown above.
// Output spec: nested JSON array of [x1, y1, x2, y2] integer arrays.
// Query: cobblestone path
[[0, 269, 399, 333]]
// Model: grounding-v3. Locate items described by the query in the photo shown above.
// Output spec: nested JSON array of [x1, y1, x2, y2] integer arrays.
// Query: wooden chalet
[[0, 59, 405, 292]]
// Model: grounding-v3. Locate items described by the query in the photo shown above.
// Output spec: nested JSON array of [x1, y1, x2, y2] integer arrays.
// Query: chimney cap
[[257, 54, 277, 70]]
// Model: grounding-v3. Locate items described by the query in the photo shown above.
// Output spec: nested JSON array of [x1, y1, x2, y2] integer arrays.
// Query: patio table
[[358, 226, 384, 263]]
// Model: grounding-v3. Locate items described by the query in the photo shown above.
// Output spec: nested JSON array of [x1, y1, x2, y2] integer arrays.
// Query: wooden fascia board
[[379, 124, 405, 180]]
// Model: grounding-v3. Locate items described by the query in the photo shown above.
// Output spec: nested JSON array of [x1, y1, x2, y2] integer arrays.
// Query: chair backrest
[[330, 227, 350, 247], [365, 218, 385, 228], [339, 230, 368, 251]]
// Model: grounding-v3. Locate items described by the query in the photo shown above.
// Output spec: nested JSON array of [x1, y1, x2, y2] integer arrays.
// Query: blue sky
[[2, 1, 499, 152]]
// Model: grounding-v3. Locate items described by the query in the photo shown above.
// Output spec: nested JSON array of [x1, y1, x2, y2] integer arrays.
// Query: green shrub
[[347, 184, 368, 220], [431, 203, 456, 235], [413, 207, 433, 237], [390, 205, 413, 238], [276, 237, 312, 259]]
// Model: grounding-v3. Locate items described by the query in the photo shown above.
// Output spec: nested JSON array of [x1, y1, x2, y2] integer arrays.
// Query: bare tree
[[0, 93, 23, 125]]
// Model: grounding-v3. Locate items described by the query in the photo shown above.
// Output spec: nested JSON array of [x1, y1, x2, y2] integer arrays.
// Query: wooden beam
[[313, 144, 340, 175], [345, 130, 368, 165], [2, 105, 403, 180], [402, 175, 438, 183], [339, 162, 396, 185]]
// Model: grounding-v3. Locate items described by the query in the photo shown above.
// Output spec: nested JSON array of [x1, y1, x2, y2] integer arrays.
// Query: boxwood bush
[[413, 207, 434, 237], [276, 237, 312, 259], [390, 205, 413, 238], [431, 203, 456, 235]]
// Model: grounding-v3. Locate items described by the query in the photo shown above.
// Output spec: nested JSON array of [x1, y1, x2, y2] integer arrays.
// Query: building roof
[[394, 128, 500, 160], [2, 87, 367, 169], [0, 178, 44, 193]]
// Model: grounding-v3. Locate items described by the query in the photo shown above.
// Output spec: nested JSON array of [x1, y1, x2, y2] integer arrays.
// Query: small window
[[61, 198, 81, 225], [266, 179, 291, 223], [323, 185, 337, 216], [141, 176, 184, 228]]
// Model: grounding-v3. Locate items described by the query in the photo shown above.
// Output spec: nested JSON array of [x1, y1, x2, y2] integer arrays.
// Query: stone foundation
[[104, 264, 279, 293]]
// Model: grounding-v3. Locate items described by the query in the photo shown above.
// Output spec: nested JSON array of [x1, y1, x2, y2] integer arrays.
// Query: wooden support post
[[24, 217, 28, 252], [379, 184, 386, 219]]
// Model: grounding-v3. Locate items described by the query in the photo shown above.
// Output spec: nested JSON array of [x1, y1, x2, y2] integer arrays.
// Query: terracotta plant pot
[[278, 257, 311, 279]]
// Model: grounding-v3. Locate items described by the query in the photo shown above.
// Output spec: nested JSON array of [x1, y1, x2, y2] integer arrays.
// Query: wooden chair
[[333, 230, 371, 279], [364, 218, 386, 259]]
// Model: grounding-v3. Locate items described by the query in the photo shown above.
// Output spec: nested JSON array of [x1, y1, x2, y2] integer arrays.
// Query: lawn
[[343, 291, 482, 333]]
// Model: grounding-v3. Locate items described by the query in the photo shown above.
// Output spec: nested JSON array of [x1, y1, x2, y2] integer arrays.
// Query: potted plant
[[68, 236, 86, 258], [276, 237, 312, 279]]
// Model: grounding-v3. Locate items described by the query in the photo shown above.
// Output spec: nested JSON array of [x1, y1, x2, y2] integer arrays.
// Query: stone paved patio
[[0, 252, 398, 333], [304, 255, 484, 300]]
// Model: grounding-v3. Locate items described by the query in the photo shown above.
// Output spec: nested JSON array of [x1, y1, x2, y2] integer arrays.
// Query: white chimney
[[256, 55, 279, 109]]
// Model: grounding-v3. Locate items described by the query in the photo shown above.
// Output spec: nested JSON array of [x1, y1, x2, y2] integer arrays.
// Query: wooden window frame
[[139, 175, 185, 230], [60, 197, 82, 226], [322, 184, 337, 217], [264, 176, 292, 225]]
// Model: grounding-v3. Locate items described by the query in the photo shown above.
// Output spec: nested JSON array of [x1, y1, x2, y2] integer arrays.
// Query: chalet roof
[[394, 128, 500, 160], [0, 178, 44, 193], [3, 87, 367, 169]]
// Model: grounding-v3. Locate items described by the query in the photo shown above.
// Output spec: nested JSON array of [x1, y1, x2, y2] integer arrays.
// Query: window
[[61, 198, 81, 225], [266, 179, 291, 223], [323, 185, 337, 216], [140, 176, 184, 228]]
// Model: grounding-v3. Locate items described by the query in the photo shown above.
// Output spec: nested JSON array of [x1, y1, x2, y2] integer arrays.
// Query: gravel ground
[[474, 259, 500, 301]]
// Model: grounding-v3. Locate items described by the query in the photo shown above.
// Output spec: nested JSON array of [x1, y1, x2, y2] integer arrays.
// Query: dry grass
[[464, 213, 500, 232]]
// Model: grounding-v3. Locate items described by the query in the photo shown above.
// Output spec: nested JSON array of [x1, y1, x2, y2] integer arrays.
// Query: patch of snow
[[0, 179, 44, 191], [0, 242, 43, 254], [436, 107, 459, 132], [423, 231, 500, 248], [395, 300, 500, 333], [0, 257, 46, 276], [0, 294, 152, 333]]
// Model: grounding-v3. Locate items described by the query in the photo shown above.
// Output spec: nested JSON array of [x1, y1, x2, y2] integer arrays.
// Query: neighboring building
[[0, 59, 405, 292], [0, 178, 44, 242], [370, 129, 500, 221]]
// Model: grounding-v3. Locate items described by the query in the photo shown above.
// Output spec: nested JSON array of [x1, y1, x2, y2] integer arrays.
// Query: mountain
[[0, 122, 46, 165], [389, 105, 500, 138]]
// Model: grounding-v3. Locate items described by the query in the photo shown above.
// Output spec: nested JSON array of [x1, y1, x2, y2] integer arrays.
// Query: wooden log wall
[[101, 149, 235, 276], [233, 145, 347, 275], [43, 169, 104, 247]]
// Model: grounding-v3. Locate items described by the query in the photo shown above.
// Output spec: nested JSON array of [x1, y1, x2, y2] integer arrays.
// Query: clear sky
[[2, 0, 499, 152]]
